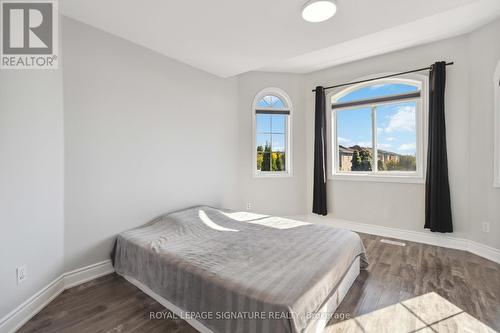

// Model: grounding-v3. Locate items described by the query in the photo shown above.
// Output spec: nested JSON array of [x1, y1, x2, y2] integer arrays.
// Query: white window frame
[[252, 87, 293, 178], [328, 74, 428, 184], [494, 60, 500, 188]]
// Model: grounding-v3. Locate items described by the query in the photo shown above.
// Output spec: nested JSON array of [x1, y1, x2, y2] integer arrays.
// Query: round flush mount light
[[302, 0, 337, 23]]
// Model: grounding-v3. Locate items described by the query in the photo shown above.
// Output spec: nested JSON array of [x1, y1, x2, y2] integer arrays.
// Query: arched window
[[494, 60, 500, 187], [253, 88, 292, 177], [330, 76, 427, 182]]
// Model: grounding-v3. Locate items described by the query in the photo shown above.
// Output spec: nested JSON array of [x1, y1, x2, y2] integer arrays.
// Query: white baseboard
[[294, 214, 500, 264], [64, 260, 115, 290], [0, 276, 65, 333], [467, 241, 500, 264], [0, 260, 114, 333]]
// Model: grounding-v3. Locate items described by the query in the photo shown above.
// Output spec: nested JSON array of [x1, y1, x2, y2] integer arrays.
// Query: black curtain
[[313, 86, 327, 215], [425, 62, 453, 232]]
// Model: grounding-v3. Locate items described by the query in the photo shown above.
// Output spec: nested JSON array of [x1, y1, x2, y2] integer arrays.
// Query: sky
[[256, 114, 286, 152], [256, 95, 286, 152], [254, 84, 418, 155], [336, 83, 418, 155]]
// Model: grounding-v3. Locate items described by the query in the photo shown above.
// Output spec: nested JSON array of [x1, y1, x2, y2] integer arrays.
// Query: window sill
[[330, 173, 424, 184], [254, 171, 292, 178]]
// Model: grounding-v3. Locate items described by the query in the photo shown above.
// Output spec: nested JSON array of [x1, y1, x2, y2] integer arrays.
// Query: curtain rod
[[312, 62, 454, 92]]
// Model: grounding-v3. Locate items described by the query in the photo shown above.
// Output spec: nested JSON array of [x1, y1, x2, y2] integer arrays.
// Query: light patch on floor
[[380, 239, 406, 246], [327, 292, 496, 333]]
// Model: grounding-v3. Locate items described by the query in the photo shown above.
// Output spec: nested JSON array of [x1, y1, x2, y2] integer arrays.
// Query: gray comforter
[[113, 206, 368, 333]]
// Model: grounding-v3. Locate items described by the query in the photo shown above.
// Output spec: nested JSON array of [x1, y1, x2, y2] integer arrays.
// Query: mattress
[[112, 206, 368, 333]]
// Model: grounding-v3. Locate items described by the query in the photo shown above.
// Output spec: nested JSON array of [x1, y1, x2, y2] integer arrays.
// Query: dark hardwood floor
[[18, 233, 500, 333], [328, 234, 499, 332], [18, 274, 196, 333]]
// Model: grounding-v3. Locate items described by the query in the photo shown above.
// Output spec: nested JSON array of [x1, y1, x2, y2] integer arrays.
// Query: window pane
[[272, 134, 285, 152], [271, 114, 286, 133], [257, 95, 286, 109], [337, 83, 419, 104], [336, 107, 373, 172], [376, 101, 417, 171], [256, 133, 271, 148], [256, 133, 271, 171], [272, 152, 286, 171], [260, 153, 271, 171], [256, 149, 264, 171], [256, 114, 271, 133]]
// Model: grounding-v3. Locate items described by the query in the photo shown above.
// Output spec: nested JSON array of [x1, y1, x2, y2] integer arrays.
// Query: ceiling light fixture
[[302, 0, 337, 23]]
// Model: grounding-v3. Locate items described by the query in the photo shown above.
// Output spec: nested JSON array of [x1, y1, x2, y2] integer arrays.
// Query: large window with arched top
[[330, 76, 427, 182], [253, 88, 292, 177]]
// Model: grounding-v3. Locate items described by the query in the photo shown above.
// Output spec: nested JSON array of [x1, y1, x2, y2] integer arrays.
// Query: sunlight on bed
[[220, 211, 311, 229], [198, 210, 239, 232], [326, 292, 496, 333], [219, 210, 269, 221]]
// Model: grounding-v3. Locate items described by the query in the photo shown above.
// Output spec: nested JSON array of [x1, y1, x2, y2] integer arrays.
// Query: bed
[[112, 206, 368, 333]]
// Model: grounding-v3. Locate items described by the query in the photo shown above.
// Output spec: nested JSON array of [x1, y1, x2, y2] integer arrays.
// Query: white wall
[[303, 19, 500, 249], [62, 17, 239, 271], [466, 20, 500, 248], [235, 72, 307, 216], [0, 62, 64, 317]]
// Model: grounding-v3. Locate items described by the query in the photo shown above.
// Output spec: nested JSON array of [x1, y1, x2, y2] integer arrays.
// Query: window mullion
[[269, 115, 273, 171], [285, 115, 288, 172], [372, 106, 378, 173]]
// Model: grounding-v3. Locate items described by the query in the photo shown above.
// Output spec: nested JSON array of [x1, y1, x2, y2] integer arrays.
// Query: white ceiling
[[60, 0, 500, 78]]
